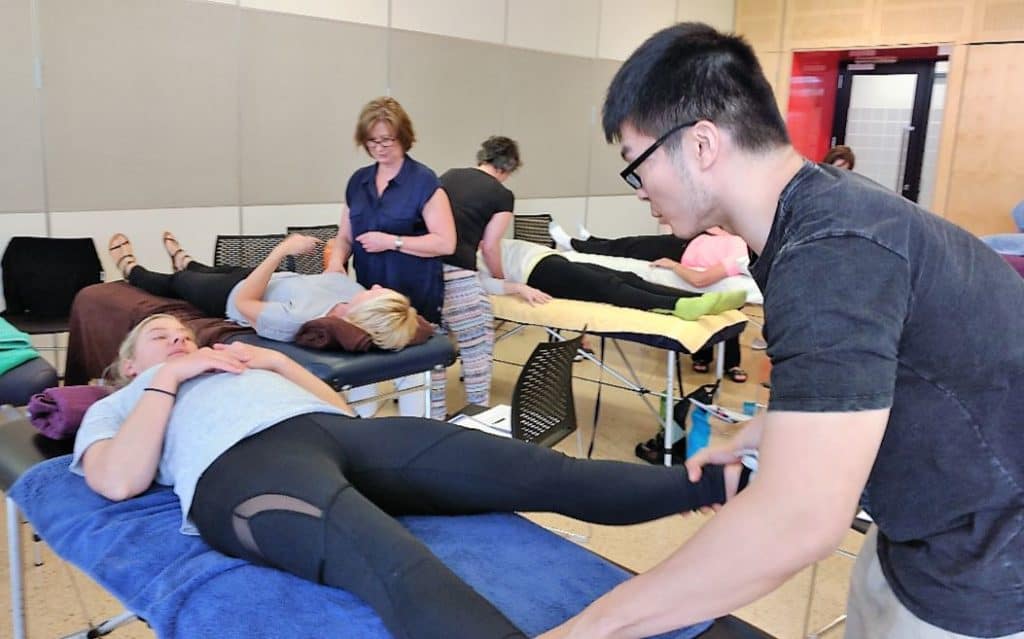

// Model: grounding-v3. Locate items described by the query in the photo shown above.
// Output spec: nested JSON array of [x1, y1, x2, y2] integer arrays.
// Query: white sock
[[577, 223, 592, 241], [547, 221, 574, 252]]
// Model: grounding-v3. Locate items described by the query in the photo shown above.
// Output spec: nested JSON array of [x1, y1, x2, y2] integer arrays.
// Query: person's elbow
[[86, 472, 144, 502], [780, 496, 858, 567], [439, 232, 456, 256], [743, 481, 859, 571]]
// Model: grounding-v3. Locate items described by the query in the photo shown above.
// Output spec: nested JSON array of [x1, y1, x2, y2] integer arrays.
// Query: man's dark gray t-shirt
[[751, 162, 1024, 636]]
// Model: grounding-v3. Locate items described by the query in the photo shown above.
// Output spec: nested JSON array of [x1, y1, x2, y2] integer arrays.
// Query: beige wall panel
[[241, 0, 388, 25], [242, 203, 341, 234], [240, 12, 386, 205], [500, 49, 594, 198], [388, 30, 506, 179], [945, 43, 1024, 235], [972, 0, 1024, 42], [735, 0, 784, 51], [755, 50, 783, 101], [507, 0, 600, 57], [0, 0, 45, 213], [391, 0, 505, 44], [875, 1, 970, 45], [676, 0, 736, 32], [588, 59, 632, 196], [586, 195, 662, 238], [0, 213, 49, 313], [40, 0, 239, 212], [50, 207, 240, 283], [784, 0, 875, 49], [598, 0, 677, 61]]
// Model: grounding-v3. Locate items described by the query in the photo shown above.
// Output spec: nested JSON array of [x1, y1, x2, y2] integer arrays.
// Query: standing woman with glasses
[[328, 97, 456, 418]]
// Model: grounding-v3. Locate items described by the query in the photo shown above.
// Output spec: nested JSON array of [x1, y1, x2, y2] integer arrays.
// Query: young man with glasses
[[539, 22, 1024, 639]]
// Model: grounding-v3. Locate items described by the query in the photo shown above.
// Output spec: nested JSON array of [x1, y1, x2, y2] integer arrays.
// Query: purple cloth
[[28, 385, 113, 440], [1002, 254, 1024, 278]]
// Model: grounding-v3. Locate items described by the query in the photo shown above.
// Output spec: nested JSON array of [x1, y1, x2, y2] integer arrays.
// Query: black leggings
[[526, 255, 697, 311], [128, 262, 252, 318], [191, 413, 728, 639], [693, 336, 742, 369], [571, 234, 690, 262]]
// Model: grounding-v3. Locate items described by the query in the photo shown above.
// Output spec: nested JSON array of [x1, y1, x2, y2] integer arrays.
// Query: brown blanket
[[64, 282, 253, 385], [294, 314, 435, 352]]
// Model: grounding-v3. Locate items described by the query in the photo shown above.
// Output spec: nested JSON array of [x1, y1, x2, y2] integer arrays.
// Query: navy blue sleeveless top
[[345, 156, 443, 323]]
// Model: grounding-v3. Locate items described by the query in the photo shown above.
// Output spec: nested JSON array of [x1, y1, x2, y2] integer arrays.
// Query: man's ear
[[691, 120, 721, 170]]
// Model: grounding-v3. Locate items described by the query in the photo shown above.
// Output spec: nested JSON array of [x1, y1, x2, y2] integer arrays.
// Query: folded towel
[[295, 317, 374, 352], [0, 317, 32, 350], [28, 385, 113, 440], [295, 316, 435, 352]]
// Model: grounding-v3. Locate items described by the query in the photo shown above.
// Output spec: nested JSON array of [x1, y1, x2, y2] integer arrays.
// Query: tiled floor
[[0, 319, 864, 638]]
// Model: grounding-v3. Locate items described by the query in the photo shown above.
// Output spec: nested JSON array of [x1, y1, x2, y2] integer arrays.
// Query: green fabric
[[0, 317, 32, 350], [0, 348, 39, 376], [0, 317, 40, 375]]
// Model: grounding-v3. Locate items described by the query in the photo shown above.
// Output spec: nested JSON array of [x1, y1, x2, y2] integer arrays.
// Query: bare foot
[[108, 233, 137, 279], [162, 231, 191, 272]]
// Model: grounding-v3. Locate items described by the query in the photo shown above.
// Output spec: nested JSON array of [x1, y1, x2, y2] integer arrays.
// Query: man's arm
[[233, 234, 322, 325], [542, 408, 887, 639]]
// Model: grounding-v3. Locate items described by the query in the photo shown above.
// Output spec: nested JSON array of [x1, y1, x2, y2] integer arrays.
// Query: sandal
[[634, 432, 687, 466], [727, 367, 748, 383], [108, 233, 137, 279], [691, 361, 710, 374], [162, 231, 191, 272]]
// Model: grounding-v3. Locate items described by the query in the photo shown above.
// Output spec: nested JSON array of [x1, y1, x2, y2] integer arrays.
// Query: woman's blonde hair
[[105, 314, 192, 387], [344, 291, 419, 351], [354, 97, 416, 151]]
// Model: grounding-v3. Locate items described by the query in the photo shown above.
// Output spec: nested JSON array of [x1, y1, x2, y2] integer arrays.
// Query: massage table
[[491, 295, 748, 466], [0, 411, 786, 639], [65, 282, 457, 417]]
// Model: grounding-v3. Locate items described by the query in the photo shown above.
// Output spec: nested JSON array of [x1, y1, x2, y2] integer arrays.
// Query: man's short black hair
[[476, 136, 521, 173], [602, 23, 789, 152]]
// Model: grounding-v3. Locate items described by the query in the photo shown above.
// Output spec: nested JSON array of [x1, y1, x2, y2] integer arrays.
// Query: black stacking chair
[[512, 213, 555, 248], [1, 237, 104, 374], [213, 233, 292, 272], [285, 224, 339, 275], [510, 334, 580, 448]]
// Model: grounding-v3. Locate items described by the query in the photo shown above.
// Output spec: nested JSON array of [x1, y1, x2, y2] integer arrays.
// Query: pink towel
[[28, 385, 113, 440]]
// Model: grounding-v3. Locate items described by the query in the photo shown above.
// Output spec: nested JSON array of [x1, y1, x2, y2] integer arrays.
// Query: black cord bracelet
[[143, 387, 177, 399]]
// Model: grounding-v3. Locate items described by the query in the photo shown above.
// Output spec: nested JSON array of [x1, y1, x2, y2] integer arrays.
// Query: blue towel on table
[[11, 456, 711, 639]]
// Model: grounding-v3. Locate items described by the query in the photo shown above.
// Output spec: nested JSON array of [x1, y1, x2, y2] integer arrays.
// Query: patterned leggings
[[440, 265, 494, 406]]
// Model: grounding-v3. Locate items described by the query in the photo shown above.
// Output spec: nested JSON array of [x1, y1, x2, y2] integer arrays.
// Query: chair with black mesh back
[[1, 237, 104, 375], [510, 334, 581, 448], [213, 233, 293, 272], [513, 213, 555, 248], [286, 224, 339, 274]]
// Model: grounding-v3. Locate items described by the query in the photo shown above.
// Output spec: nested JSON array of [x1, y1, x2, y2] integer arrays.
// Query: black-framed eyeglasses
[[366, 136, 397, 148], [619, 120, 699, 189]]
